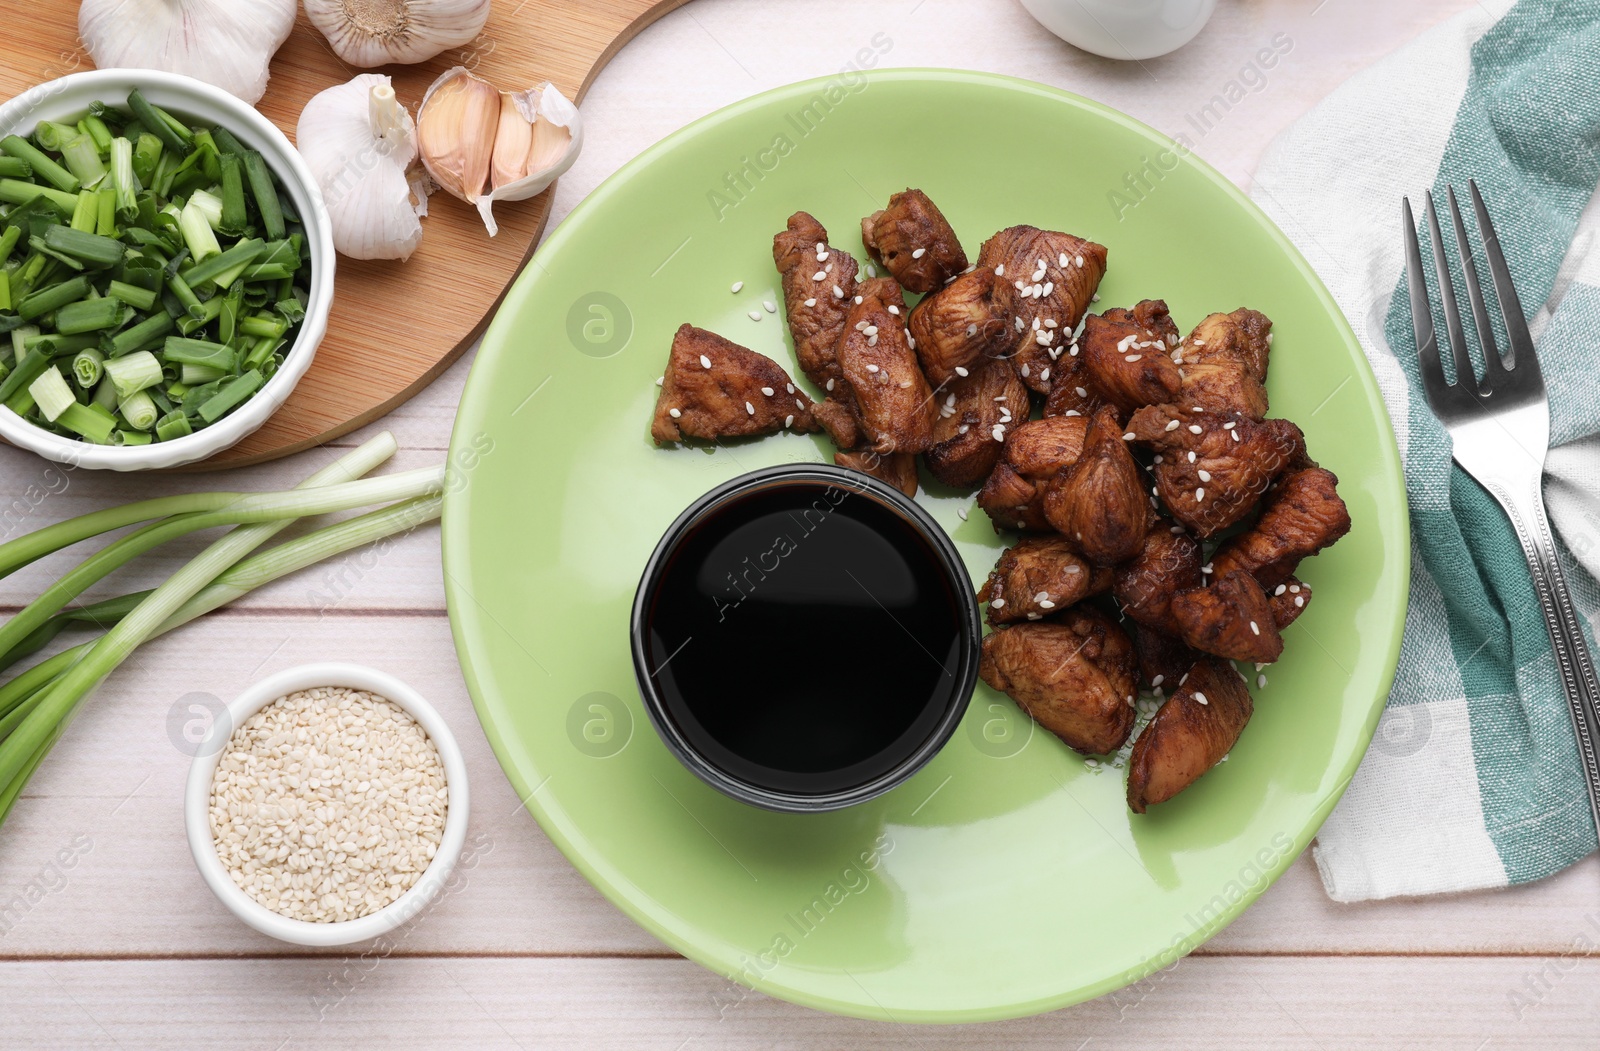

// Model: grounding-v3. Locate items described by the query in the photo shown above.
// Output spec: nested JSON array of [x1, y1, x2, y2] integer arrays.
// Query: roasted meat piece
[[1126, 404, 1305, 539], [834, 450, 918, 498], [861, 188, 969, 293], [1169, 570, 1284, 664], [979, 607, 1138, 756], [1210, 462, 1351, 588], [1042, 406, 1150, 565], [836, 278, 936, 454], [1175, 308, 1272, 419], [1047, 300, 1182, 420], [977, 535, 1113, 625], [1127, 658, 1253, 813], [773, 211, 859, 389], [1267, 577, 1312, 629], [976, 415, 1088, 532], [925, 359, 1028, 488], [1131, 623, 1200, 694], [651, 325, 820, 443], [906, 267, 1011, 384], [1113, 518, 1203, 636], [976, 225, 1107, 366]]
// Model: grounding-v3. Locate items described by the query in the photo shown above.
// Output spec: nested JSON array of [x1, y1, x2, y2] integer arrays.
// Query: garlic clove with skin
[[78, 0, 297, 104], [418, 67, 583, 237], [296, 74, 429, 262], [305, 0, 492, 68]]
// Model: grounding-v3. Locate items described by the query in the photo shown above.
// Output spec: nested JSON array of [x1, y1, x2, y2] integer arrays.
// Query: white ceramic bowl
[[1018, 0, 1218, 60], [184, 663, 469, 947], [0, 68, 334, 471]]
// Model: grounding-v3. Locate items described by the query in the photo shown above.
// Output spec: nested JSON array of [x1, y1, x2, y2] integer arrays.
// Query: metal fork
[[1402, 181, 1600, 839]]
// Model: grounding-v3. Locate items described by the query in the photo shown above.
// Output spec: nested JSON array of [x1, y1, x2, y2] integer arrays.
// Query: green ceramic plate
[[443, 69, 1409, 1023]]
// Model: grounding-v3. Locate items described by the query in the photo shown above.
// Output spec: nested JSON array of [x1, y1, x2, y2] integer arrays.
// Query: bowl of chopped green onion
[[0, 69, 334, 470]]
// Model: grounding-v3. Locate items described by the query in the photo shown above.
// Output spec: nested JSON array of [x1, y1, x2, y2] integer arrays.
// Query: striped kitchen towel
[[1249, 0, 1600, 901]]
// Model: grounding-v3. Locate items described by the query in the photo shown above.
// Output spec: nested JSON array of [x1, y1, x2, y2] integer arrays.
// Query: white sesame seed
[[912, 247, 926, 259], [1039, 599, 1056, 610], [1155, 455, 1164, 463], [1165, 420, 1180, 432], [1058, 252, 1069, 267], [1188, 424, 1203, 434], [1075, 254, 1084, 267], [1250, 621, 1260, 635], [867, 334, 878, 346], [1064, 409, 1080, 416], [812, 270, 826, 281], [888, 305, 900, 315], [865, 325, 879, 336], [1123, 432, 1136, 441], [804, 297, 817, 307], [1195, 692, 1208, 706], [786, 383, 795, 394], [866, 364, 879, 373], [1258, 674, 1268, 688], [1295, 596, 1304, 607], [958, 424, 970, 434], [957, 507, 968, 520], [1222, 421, 1236, 429], [1188, 451, 1197, 463], [991, 597, 1005, 609], [655, 376, 664, 386], [699, 355, 712, 369], [668, 408, 681, 418], [1198, 469, 1212, 482], [1232, 430, 1241, 442], [1151, 674, 1165, 687], [1043, 282, 1054, 296], [1021, 364, 1031, 377], [1033, 590, 1050, 604], [955, 366, 969, 377], [760, 386, 775, 397], [1117, 335, 1138, 352], [1274, 584, 1287, 596], [995, 265, 1005, 276], [763, 300, 777, 313], [1202, 562, 1213, 574], [1192, 338, 1206, 346], [748, 310, 762, 321], [730, 281, 744, 293], [854, 295, 864, 304], [1016, 316, 1026, 331], [745, 401, 755, 415], [826, 379, 835, 391], [796, 398, 804, 409], [855, 320, 869, 332], [1026, 612, 1041, 620], [833, 286, 844, 298], [1126, 354, 1141, 362], [1040, 368, 1050, 381], [785, 414, 794, 427], [1289, 584, 1301, 593], [1195, 487, 1206, 501], [991, 424, 1006, 442]]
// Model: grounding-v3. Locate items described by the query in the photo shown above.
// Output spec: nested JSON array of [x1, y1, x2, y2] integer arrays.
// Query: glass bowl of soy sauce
[[631, 464, 983, 812]]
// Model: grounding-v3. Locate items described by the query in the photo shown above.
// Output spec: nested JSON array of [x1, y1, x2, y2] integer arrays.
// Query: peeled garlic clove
[[297, 74, 427, 262], [305, 0, 491, 68], [417, 67, 501, 205], [490, 93, 535, 193], [471, 82, 581, 236], [78, 0, 297, 104]]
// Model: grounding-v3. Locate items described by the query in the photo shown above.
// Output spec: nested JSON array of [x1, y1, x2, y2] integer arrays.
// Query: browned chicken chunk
[[1126, 404, 1305, 539], [1046, 300, 1182, 421], [906, 267, 1012, 385], [1210, 462, 1351, 588], [1267, 577, 1312, 629], [1042, 406, 1150, 565], [1113, 518, 1202, 636], [925, 359, 1028, 488], [774, 212, 859, 388], [977, 415, 1088, 532], [977, 535, 1113, 626], [861, 189, 969, 293], [1131, 623, 1200, 694], [979, 607, 1138, 756], [977, 225, 1108, 370], [834, 450, 918, 498], [1127, 657, 1253, 813], [1169, 570, 1284, 664], [836, 279, 936, 454], [1175, 308, 1272, 419], [651, 325, 820, 444]]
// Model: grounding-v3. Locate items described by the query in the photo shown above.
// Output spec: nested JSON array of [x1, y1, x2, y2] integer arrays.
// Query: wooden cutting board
[[0, 0, 691, 468]]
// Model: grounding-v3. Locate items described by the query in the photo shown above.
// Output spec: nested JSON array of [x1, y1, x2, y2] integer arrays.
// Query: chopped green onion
[[127, 89, 191, 153], [32, 122, 81, 152], [0, 272, 8, 314], [217, 153, 247, 236], [0, 225, 21, 264], [115, 429, 151, 446], [54, 296, 124, 334], [187, 187, 224, 228], [59, 135, 106, 190], [242, 151, 285, 241], [24, 333, 101, 357], [117, 389, 159, 430], [55, 402, 115, 442], [71, 347, 104, 388], [237, 313, 288, 339], [154, 409, 191, 441], [103, 349, 163, 398], [69, 189, 98, 233], [80, 115, 113, 154], [198, 368, 262, 423], [0, 178, 77, 213], [0, 157, 30, 179], [27, 366, 74, 422], [180, 362, 226, 385], [108, 137, 138, 218], [105, 311, 174, 357], [95, 188, 116, 236], [0, 136, 78, 193], [177, 197, 221, 262], [104, 280, 157, 312], [42, 226, 123, 268], [18, 275, 91, 320], [92, 376, 119, 411], [181, 236, 263, 290], [161, 336, 234, 370], [131, 133, 163, 186]]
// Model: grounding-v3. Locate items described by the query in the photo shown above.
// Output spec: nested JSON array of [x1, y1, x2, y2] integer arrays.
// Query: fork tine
[[1424, 189, 1478, 390], [1402, 197, 1447, 396], [1446, 184, 1509, 382], [1469, 179, 1537, 372]]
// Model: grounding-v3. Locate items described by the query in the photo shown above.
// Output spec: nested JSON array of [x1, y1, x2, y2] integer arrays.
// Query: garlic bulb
[[416, 67, 582, 237], [78, 0, 297, 104], [305, 0, 492, 68], [296, 74, 428, 261]]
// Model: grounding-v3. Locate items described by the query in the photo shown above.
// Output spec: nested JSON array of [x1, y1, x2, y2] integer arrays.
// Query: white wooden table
[[3, 1, 1596, 1046]]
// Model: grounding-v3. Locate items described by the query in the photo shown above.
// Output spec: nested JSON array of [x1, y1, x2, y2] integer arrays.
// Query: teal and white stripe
[[1251, 0, 1600, 901]]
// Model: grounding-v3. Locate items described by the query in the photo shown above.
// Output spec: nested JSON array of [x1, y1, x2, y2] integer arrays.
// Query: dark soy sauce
[[644, 478, 966, 797]]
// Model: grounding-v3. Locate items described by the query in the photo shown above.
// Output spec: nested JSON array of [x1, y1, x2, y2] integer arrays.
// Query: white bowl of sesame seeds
[[184, 662, 470, 947]]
